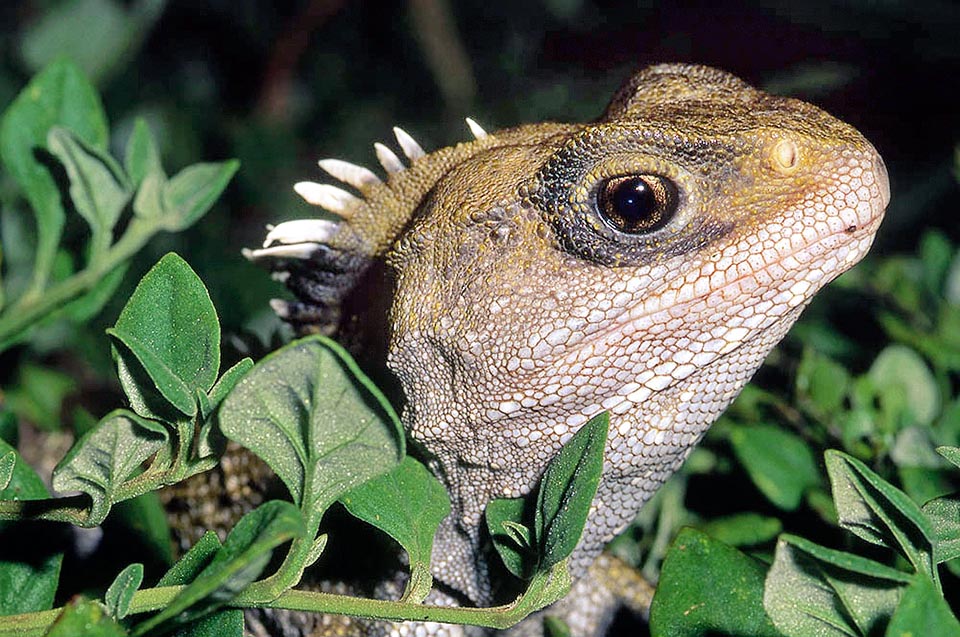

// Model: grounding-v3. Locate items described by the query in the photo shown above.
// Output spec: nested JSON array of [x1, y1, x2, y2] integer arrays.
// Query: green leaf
[[202, 358, 253, 420], [825, 450, 936, 581], [764, 534, 911, 637], [937, 446, 960, 470], [0, 59, 107, 292], [885, 572, 960, 637], [193, 358, 253, 459], [920, 230, 953, 297], [132, 501, 303, 636], [219, 335, 403, 513], [650, 527, 779, 637], [0, 452, 14, 490], [535, 411, 608, 571], [5, 362, 76, 431], [0, 439, 62, 615], [132, 169, 166, 219], [921, 495, 960, 563], [158, 532, 222, 587], [869, 345, 940, 428], [729, 424, 820, 511], [45, 598, 127, 637], [124, 117, 163, 187], [796, 348, 851, 415], [20, 0, 166, 86], [891, 426, 943, 469], [160, 161, 240, 232], [486, 496, 531, 579], [113, 334, 197, 418], [0, 409, 17, 446], [52, 409, 168, 525], [46, 126, 131, 245], [108, 253, 220, 419], [104, 563, 143, 620], [698, 512, 783, 547], [340, 456, 450, 602]]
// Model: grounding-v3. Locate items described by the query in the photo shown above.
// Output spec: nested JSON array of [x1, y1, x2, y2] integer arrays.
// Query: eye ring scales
[[596, 175, 679, 234]]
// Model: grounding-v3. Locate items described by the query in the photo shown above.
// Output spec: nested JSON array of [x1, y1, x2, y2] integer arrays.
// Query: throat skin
[[250, 63, 890, 617]]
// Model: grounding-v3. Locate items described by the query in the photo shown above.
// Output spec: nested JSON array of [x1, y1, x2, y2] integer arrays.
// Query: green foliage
[[537, 412, 608, 571], [340, 456, 451, 603], [105, 563, 144, 620], [0, 440, 62, 616], [764, 534, 910, 637], [487, 413, 608, 579], [825, 450, 937, 583], [0, 59, 107, 297], [45, 599, 126, 637], [131, 501, 303, 636], [886, 573, 960, 637], [219, 336, 404, 512], [650, 528, 779, 637], [0, 236, 601, 634], [52, 410, 167, 525], [487, 496, 531, 578], [729, 423, 821, 511], [109, 253, 221, 419], [0, 59, 238, 352]]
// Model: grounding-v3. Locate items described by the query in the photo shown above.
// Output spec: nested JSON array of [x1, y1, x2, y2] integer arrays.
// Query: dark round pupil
[[598, 175, 677, 234], [613, 178, 656, 222]]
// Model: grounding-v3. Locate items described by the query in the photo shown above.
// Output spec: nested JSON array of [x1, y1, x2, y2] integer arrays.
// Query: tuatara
[[223, 63, 888, 635]]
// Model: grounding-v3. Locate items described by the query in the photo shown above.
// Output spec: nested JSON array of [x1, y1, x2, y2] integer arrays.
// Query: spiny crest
[[243, 118, 490, 332]]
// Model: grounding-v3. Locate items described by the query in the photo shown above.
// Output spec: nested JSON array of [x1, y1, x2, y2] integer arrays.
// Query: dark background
[[2, 0, 956, 343]]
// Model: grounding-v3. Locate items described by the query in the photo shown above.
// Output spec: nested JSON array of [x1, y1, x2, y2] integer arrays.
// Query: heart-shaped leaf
[[340, 456, 450, 602], [219, 336, 403, 515]]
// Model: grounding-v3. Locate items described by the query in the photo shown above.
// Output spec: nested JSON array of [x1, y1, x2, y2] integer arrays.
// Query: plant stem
[[0, 217, 158, 350], [0, 564, 572, 636]]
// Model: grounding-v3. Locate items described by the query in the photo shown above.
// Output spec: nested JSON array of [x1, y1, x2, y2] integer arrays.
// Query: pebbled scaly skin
[[242, 63, 890, 636]]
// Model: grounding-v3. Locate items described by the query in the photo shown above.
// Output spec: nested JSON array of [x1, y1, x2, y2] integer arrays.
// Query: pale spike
[[262, 219, 339, 248], [393, 126, 426, 160], [243, 243, 324, 261], [465, 117, 488, 139], [374, 142, 405, 173], [293, 181, 359, 214], [318, 158, 381, 189]]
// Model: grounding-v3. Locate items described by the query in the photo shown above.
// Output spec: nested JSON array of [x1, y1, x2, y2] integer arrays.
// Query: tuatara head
[[247, 63, 889, 603]]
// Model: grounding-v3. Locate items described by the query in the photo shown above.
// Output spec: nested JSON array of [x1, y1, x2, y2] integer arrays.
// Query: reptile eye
[[597, 175, 678, 234]]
